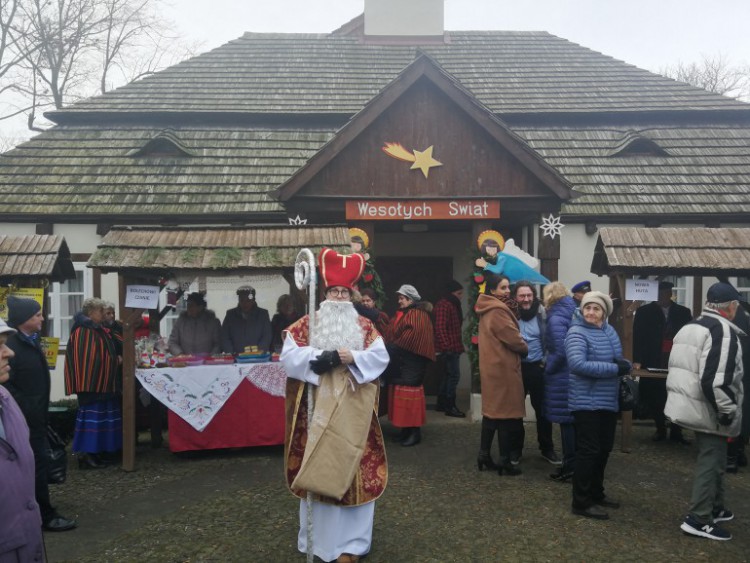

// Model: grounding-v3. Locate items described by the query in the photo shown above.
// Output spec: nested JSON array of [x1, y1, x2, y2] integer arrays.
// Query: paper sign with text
[[125, 285, 160, 309], [625, 279, 658, 302]]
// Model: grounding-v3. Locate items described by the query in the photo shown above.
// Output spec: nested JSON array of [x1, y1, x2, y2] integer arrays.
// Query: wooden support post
[[119, 276, 142, 472], [537, 232, 560, 282], [692, 276, 704, 318], [613, 274, 637, 453]]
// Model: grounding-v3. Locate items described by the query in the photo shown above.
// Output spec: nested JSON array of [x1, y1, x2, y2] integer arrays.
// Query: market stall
[[591, 226, 750, 452], [87, 224, 350, 470]]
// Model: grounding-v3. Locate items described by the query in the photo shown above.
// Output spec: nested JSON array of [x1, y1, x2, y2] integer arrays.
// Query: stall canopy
[[88, 224, 351, 274], [592, 227, 750, 277], [0, 235, 76, 282]]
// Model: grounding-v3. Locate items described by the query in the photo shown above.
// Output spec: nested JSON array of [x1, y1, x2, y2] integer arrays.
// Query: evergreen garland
[[462, 249, 499, 392], [356, 249, 387, 309]]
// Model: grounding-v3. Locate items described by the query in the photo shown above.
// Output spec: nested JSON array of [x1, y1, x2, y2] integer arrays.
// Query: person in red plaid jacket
[[434, 280, 466, 417]]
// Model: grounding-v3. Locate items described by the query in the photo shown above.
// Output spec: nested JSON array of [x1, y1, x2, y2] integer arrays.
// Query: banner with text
[[125, 285, 160, 309], [345, 200, 500, 221], [625, 279, 659, 302]]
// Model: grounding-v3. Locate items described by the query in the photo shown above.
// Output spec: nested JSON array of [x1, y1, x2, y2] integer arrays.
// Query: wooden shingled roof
[[88, 225, 351, 274], [515, 124, 750, 217], [591, 227, 750, 276], [0, 235, 76, 282], [0, 126, 336, 219], [49, 31, 747, 118]]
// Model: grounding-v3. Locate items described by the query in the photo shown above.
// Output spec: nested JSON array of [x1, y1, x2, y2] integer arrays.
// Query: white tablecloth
[[136, 362, 287, 431]]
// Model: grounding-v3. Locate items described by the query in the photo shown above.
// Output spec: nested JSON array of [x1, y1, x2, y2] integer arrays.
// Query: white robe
[[281, 332, 389, 560]]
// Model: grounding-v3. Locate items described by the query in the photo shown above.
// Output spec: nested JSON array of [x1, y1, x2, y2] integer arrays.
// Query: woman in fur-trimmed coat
[[384, 284, 435, 447], [476, 274, 528, 476]]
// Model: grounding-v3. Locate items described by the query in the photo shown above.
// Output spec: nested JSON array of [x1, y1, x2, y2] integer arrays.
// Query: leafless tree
[[661, 54, 750, 101], [1, 0, 191, 131]]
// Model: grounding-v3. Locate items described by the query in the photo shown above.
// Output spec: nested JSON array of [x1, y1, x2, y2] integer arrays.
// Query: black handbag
[[619, 376, 637, 412], [46, 425, 69, 485]]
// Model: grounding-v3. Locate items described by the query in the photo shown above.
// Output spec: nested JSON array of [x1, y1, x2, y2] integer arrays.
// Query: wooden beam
[[120, 275, 139, 472], [693, 276, 704, 318]]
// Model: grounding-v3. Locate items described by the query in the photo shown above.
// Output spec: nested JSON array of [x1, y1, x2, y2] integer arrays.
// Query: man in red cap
[[280, 248, 389, 563]]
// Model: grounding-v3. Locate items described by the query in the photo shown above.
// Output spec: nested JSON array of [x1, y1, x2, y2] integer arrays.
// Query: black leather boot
[[401, 427, 421, 447], [497, 458, 522, 476], [444, 398, 466, 418], [477, 452, 498, 471]]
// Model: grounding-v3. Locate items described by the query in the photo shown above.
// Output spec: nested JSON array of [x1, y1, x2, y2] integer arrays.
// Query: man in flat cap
[[221, 285, 272, 354], [666, 282, 744, 541], [3, 296, 77, 532], [571, 281, 592, 306], [633, 281, 692, 443]]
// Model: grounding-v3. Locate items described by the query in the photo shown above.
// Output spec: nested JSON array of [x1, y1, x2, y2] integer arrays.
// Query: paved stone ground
[[44, 410, 750, 562]]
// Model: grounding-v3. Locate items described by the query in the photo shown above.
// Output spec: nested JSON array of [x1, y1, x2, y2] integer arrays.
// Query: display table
[[136, 363, 286, 452], [620, 368, 668, 453]]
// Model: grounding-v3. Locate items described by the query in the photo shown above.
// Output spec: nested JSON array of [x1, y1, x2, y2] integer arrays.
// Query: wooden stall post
[[692, 276, 704, 318], [613, 274, 635, 453], [119, 275, 141, 472]]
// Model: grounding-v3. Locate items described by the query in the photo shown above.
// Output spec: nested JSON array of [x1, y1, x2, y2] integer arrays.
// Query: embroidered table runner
[[136, 363, 287, 431]]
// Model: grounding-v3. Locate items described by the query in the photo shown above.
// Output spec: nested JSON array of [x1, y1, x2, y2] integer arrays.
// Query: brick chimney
[[364, 0, 445, 40]]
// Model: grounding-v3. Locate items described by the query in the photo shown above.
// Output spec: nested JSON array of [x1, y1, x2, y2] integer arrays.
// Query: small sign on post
[[125, 285, 160, 309], [625, 279, 658, 302]]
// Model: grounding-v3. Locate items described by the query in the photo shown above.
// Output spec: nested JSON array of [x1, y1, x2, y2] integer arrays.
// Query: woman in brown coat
[[476, 274, 528, 475]]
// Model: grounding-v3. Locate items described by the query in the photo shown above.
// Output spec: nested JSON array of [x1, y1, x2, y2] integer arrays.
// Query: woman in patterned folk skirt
[[65, 298, 121, 469], [384, 284, 435, 447]]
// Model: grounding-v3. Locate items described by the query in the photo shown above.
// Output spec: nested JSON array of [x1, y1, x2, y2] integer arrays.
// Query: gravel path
[[45, 414, 750, 562]]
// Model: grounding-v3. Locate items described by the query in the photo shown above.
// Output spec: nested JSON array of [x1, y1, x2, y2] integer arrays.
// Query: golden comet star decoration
[[382, 142, 443, 178]]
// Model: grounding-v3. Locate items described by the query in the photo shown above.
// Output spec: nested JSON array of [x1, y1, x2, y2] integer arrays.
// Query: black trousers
[[518, 361, 554, 452], [572, 410, 617, 509], [29, 430, 55, 522]]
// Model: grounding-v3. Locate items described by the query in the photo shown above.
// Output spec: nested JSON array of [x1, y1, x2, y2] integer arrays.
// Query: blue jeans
[[438, 352, 461, 401]]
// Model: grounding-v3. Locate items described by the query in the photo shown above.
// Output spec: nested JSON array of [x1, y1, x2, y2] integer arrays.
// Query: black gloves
[[718, 413, 734, 426], [309, 350, 342, 375], [615, 359, 631, 376]]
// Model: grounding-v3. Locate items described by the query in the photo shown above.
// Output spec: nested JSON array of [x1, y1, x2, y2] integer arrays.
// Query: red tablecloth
[[167, 378, 285, 452]]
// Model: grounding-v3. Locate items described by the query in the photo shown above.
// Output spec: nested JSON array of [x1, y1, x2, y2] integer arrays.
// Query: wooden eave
[[274, 54, 575, 202], [0, 235, 76, 282], [87, 224, 350, 274], [591, 226, 750, 277]]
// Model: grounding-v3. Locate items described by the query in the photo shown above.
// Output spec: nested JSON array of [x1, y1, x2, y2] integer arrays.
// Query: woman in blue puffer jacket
[[564, 291, 630, 521], [542, 282, 578, 483]]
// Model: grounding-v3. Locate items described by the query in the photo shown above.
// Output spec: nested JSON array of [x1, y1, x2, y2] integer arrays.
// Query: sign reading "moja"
[[345, 200, 500, 221]]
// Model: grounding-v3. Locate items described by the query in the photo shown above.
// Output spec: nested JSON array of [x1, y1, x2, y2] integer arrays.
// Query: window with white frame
[[661, 275, 691, 308], [735, 277, 750, 302], [47, 263, 93, 346]]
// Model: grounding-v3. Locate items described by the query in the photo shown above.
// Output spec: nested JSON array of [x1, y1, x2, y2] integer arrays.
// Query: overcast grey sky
[[171, 0, 750, 70], [3, 0, 749, 142]]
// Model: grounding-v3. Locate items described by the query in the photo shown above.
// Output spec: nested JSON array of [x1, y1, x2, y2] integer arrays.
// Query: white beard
[[309, 300, 364, 351]]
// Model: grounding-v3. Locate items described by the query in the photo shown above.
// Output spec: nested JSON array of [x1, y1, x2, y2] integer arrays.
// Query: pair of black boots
[[436, 395, 466, 418], [395, 427, 421, 447], [477, 417, 521, 476]]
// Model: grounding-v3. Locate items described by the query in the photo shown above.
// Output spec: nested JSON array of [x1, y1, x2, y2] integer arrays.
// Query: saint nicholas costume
[[280, 248, 389, 562]]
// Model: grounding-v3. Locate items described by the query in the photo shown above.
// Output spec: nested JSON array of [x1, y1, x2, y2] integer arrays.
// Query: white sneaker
[[680, 515, 731, 541]]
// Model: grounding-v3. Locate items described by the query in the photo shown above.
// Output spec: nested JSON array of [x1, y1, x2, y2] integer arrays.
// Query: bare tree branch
[[661, 54, 750, 101]]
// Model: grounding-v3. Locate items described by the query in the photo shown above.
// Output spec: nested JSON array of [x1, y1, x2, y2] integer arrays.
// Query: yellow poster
[[0, 287, 46, 321], [0, 287, 9, 321], [40, 337, 60, 369]]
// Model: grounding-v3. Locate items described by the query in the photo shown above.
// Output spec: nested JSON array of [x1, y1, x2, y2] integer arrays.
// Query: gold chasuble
[[284, 315, 388, 506]]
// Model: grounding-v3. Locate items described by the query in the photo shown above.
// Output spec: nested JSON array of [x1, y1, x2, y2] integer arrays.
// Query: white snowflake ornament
[[540, 214, 565, 239], [288, 214, 307, 226]]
